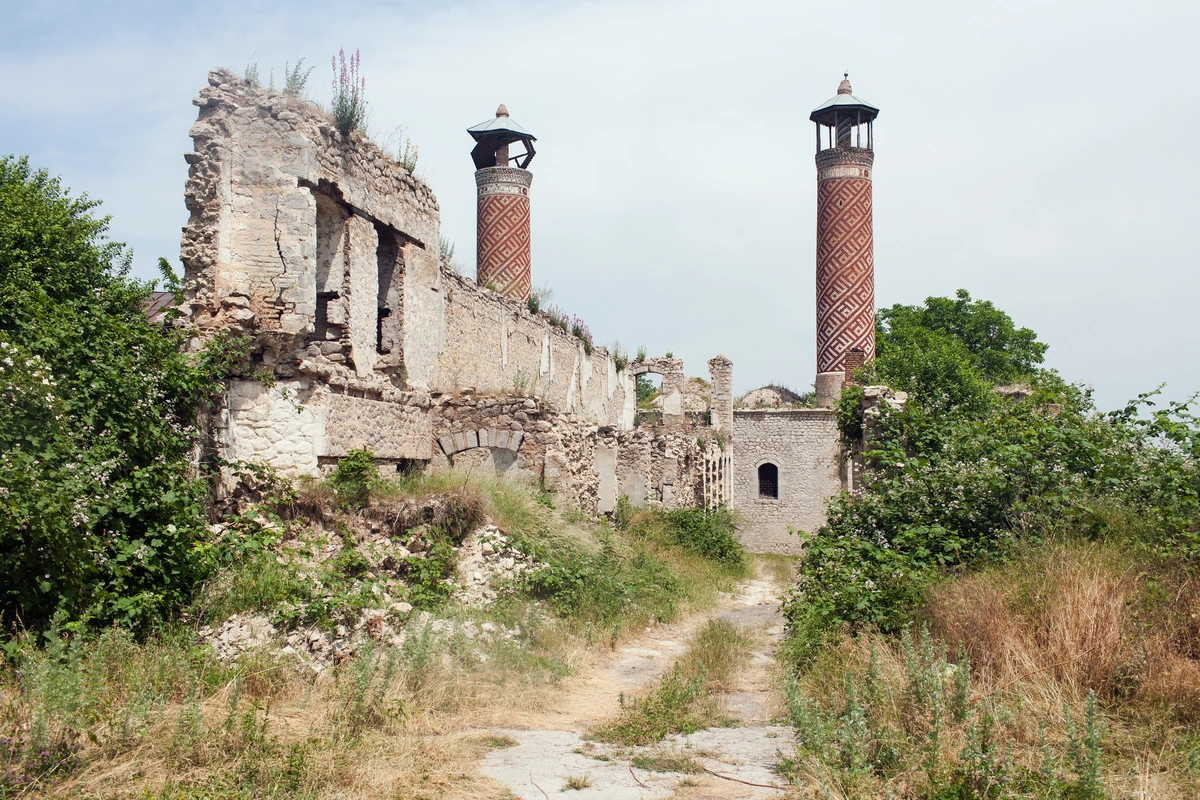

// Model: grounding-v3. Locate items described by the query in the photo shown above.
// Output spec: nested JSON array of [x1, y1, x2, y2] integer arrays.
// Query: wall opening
[[374, 222, 402, 356], [634, 371, 663, 427], [758, 463, 779, 499], [308, 188, 348, 356]]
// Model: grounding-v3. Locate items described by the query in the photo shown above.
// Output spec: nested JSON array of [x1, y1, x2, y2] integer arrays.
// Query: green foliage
[[330, 48, 366, 136], [282, 58, 314, 96], [326, 449, 379, 508], [591, 618, 750, 745], [591, 661, 709, 745], [611, 342, 629, 373], [520, 533, 680, 629], [655, 508, 745, 568], [877, 289, 1047, 387], [636, 373, 659, 408], [784, 626, 1116, 799], [397, 135, 419, 174], [787, 290, 1200, 658], [0, 156, 239, 633]]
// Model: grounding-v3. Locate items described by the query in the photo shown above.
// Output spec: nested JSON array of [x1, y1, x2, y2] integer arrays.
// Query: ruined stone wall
[[425, 394, 703, 515], [439, 270, 630, 426], [217, 379, 434, 475], [732, 409, 845, 554], [179, 69, 722, 527], [180, 68, 441, 389]]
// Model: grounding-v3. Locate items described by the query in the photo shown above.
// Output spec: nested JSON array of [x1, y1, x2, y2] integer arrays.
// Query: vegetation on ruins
[[0, 459, 747, 797], [783, 290, 1200, 796], [282, 57, 315, 97], [330, 48, 367, 136], [0, 156, 239, 635], [0, 157, 748, 795]]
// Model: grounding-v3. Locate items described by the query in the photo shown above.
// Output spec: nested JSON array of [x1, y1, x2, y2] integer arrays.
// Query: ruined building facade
[[179, 70, 870, 554]]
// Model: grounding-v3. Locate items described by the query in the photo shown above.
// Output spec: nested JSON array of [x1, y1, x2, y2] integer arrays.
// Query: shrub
[[326, 449, 379, 508], [0, 157, 238, 633], [659, 508, 745, 568], [787, 290, 1200, 659], [330, 48, 366, 136]]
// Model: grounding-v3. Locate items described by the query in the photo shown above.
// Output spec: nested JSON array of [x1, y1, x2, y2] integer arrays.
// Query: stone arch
[[437, 428, 524, 458]]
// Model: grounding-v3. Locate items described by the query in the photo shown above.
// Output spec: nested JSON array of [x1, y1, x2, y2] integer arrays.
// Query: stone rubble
[[453, 524, 547, 607]]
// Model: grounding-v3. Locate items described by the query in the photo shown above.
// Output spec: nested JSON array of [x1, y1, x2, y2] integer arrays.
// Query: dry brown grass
[[925, 538, 1200, 724], [14, 627, 583, 800], [785, 537, 1200, 798]]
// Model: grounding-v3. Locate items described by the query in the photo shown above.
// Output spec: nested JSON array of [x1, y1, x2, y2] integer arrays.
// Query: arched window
[[758, 463, 778, 499]]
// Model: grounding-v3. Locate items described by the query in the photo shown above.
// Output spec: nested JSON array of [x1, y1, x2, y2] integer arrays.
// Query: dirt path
[[479, 568, 794, 799]]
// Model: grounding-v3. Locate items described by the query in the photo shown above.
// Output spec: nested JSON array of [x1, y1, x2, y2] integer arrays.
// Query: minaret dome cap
[[809, 74, 879, 126], [467, 105, 537, 142]]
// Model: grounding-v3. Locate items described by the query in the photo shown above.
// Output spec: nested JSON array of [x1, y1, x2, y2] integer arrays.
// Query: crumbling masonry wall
[[732, 409, 845, 554], [180, 69, 719, 522]]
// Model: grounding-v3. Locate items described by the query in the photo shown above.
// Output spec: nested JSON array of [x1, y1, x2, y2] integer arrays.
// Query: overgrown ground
[[778, 291, 1200, 799], [0, 470, 749, 799], [783, 525, 1200, 799]]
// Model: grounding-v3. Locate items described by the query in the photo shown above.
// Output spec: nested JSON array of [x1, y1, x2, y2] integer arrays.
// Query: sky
[[2, 0, 1197, 411]]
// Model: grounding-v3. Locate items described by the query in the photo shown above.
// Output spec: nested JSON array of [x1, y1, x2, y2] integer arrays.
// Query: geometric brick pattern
[[815, 172, 874, 374], [477, 192, 531, 301]]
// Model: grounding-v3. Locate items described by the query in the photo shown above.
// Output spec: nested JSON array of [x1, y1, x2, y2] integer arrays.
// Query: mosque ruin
[[177, 69, 878, 553]]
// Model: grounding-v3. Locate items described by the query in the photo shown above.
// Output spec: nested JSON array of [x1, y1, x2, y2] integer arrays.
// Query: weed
[[561, 773, 592, 790], [330, 48, 366, 136], [283, 58, 314, 96], [589, 619, 751, 745], [326, 448, 379, 507], [631, 751, 702, 773]]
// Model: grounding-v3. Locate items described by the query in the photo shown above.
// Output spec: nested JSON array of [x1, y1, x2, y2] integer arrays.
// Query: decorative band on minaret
[[467, 105, 537, 301], [810, 75, 879, 407]]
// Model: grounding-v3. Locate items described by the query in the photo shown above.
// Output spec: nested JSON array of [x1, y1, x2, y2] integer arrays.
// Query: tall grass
[[1, 470, 752, 797], [783, 535, 1200, 798]]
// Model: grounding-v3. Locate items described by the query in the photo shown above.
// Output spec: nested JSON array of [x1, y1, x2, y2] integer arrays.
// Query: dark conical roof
[[810, 74, 879, 126]]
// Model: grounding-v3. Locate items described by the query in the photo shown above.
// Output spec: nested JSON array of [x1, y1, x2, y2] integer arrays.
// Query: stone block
[[466, 429, 479, 449]]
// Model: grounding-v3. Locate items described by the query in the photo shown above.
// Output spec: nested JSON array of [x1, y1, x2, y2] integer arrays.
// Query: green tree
[[0, 156, 235, 633], [876, 289, 1046, 386]]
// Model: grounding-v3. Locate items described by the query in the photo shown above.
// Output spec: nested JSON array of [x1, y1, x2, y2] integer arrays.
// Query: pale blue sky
[[3, 0, 1197, 410]]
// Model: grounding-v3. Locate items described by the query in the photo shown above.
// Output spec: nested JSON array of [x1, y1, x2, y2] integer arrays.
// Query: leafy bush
[[326, 449, 379, 508], [0, 156, 237, 633], [521, 534, 680, 629], [658, 508, 745, 568], [788, 291, 1200, 661]]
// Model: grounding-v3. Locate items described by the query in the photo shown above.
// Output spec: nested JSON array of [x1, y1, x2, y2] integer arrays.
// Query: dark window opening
[[374, 222, 402, 357], [758, 463, 779, 499]]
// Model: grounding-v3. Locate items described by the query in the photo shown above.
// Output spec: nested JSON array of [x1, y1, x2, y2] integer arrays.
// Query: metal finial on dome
[[837, 73, 852, 95], [496, 104, 509, 117]]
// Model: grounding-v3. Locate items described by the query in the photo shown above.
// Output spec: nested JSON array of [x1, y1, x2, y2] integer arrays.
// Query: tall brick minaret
[[467, 105, 537, 301], [810, 75, 879, 406]]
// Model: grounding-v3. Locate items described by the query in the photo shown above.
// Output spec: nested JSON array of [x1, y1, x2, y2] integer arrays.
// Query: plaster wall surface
[[732, 409, 844, 554], [439, 270, 628, 426]]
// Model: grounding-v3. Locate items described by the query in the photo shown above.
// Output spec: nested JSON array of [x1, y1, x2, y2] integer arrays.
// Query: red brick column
[[476, 167, 532, 301], [815, 147, 874, 405]]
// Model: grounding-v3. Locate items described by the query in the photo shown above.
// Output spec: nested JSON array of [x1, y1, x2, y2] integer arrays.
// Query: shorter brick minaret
[[467, 105, 537, 301], [810, 75, 879, 406]]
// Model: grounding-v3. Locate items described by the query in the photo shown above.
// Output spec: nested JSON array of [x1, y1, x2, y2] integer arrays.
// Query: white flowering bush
[[0, 156, 241, 633]]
